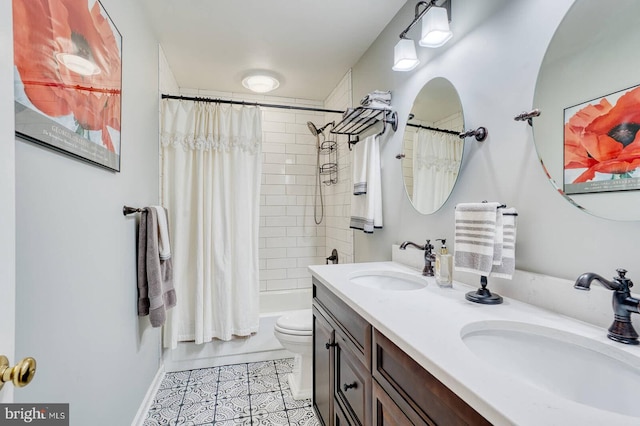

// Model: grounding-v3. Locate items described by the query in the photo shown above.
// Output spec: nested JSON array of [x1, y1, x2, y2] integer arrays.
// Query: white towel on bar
[[350, 135, 383, 233], [360, 90, 392, 106], [454, 202, 501, 275], [352, 137, 370, 195], [490, 208, 518, 279], [151, 205, 171, 260]]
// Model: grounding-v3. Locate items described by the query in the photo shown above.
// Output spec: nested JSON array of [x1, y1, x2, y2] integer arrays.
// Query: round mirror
[[533, 0, 640, 220], [401, 77, 464, 214]]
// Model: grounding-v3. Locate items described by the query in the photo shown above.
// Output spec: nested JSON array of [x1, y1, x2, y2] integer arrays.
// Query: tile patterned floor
[[143, 358, 320, 426]]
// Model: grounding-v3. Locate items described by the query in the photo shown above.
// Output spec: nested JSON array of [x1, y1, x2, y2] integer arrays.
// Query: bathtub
[[163, 289, 312, 372]]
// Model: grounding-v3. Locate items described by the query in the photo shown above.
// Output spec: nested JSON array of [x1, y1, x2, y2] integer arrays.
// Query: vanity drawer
[[373, 330, 490, 426], [335, 329, 371, 426], [313, 278, 370, 358]]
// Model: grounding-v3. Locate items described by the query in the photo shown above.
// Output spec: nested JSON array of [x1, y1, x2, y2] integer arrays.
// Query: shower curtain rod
[[161, 94, 344, 115], [407, 122, 459, 135]]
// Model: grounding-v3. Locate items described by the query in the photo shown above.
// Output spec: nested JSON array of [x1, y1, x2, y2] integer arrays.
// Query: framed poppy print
[[13, 0, 122, 172], [563, 84, 640, 195]]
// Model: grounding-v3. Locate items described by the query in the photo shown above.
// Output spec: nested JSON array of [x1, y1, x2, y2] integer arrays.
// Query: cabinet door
[[372, 379, 416, 426], [334, 399, 353, 426], [313, 305, 335, 426], [373, 330, 490, 426], [335, 329, 371, 426]]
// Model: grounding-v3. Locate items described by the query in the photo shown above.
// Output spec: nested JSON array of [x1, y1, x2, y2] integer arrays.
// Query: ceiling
[[139, 0, 407, 101]]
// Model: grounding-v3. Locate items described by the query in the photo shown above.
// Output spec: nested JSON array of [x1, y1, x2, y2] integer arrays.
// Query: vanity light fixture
[[392, 38, 420, 71], [419, 5, 452, 47], [241, 73, 280, 93], [393, 0, 452, 72]]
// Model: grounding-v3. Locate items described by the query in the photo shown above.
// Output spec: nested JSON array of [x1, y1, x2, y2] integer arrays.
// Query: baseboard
[[131, 363, 166, 426]]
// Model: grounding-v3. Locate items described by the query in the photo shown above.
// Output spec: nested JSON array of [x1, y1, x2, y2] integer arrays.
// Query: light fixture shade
[[242, 74, 280, 93], [419, 6, 452, 48], [392, 38, 419, 72]]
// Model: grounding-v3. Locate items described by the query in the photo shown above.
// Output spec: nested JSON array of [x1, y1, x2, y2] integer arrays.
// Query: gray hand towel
[[137, 207, 177, 327]]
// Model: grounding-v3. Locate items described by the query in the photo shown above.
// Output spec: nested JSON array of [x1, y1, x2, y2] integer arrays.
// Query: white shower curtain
[[160, 99, 262, 347], [412, 129, 463, 213]]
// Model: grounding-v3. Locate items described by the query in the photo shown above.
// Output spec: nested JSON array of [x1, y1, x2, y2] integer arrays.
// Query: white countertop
[[309, 261, 640, 426]]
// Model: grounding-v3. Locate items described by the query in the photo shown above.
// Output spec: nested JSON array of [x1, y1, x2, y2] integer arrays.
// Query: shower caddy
[[319, 137, 338, 186]]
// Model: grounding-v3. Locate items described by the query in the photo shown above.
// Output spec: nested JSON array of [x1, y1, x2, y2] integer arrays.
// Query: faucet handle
[[615, 268, 633, 289]]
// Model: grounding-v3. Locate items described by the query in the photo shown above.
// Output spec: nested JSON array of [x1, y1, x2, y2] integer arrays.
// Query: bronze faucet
[[574, 268, 640, 345], [399, 239, 435, 277]]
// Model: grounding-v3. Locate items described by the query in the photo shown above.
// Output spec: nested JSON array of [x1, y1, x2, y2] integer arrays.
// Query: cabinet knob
[[325, 342, 337, 350], [343, 382, 357, 392]]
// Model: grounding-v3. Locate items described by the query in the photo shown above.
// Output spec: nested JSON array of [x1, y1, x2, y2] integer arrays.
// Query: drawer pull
[[343, 382, 358, 392], [325, 342, 337, 350]]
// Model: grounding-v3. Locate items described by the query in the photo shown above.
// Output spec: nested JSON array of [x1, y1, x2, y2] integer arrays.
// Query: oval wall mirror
[[401, 77, 464, 214], [533, 0, 640, 220]]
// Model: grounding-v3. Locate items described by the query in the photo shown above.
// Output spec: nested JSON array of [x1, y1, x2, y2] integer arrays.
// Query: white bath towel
[[152, 205, 171, 260], [490, 208, 518, 279], [352, 137, 370, 195], [350, 135, 383, 233], [454, 202, 501, 275]]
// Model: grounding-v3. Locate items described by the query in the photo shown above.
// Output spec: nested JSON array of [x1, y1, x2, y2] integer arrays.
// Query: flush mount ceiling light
[[393, 0, 452, 72], [392, 38, 420, 71], [242, 73, 280, 93]]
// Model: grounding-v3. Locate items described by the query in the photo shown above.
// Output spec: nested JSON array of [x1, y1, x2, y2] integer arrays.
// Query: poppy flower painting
[[13, 0, 122, 171], [564, 85, 640, 194]]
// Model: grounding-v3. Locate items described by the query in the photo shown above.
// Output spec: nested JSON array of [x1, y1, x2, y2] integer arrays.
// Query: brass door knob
[[0, 355, 36, 390]]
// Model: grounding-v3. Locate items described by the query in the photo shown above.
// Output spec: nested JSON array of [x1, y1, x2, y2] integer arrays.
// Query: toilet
[[274, 309, 313, 400]]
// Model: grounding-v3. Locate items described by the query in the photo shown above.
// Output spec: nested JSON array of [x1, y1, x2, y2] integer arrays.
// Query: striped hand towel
[[491, 208, 518, 279], [454, 202, 501, 275]]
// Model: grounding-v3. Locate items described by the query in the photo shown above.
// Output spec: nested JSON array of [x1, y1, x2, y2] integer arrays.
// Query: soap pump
[[435, 239, 453, 287]]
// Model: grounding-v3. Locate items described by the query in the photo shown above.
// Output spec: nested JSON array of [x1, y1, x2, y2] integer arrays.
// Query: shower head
[[307, 121, 335, 136], [307, 121, 320, 136]]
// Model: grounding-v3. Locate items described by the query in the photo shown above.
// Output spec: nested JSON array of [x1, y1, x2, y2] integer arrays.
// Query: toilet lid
[[275, 309, 312, 332]]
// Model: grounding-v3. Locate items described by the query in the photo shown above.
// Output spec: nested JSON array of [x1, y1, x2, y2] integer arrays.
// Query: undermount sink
[[348, 270, 428, 291], [461, 321, 640, 418]]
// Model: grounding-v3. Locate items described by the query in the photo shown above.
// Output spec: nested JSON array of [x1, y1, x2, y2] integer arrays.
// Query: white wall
[[352, 0, 640, 283], [0, 0, 15, 403], [12, 0, 162, 424]]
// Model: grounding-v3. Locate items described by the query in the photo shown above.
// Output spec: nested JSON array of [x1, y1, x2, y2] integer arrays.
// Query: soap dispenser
[[435, 239, 453, 287]]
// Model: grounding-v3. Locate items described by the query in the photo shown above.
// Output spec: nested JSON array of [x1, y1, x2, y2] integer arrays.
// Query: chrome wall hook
[[514, 109, 541, 126], [459, 127, 488, 142]]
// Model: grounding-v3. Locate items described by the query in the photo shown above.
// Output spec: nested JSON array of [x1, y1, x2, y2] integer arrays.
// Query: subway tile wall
[[324, 71, 354, 265]]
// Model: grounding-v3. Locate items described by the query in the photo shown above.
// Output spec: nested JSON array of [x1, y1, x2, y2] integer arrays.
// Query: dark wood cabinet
[[335, 327, 371, 425], [312, 278, 489, 426], [313, 278, 371, 425], [372, 379, 413, 426], [313, 305, 335, 426], [372, 330, 491, 426]]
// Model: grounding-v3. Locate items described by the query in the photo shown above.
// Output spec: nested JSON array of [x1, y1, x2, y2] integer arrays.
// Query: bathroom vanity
[[309, 261, 640, 426], [312, 275, 487, 425]]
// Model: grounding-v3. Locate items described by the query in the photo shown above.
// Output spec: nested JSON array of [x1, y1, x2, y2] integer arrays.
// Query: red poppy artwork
[[564, 84, 640, 195], [13, 0, 122, 171]]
